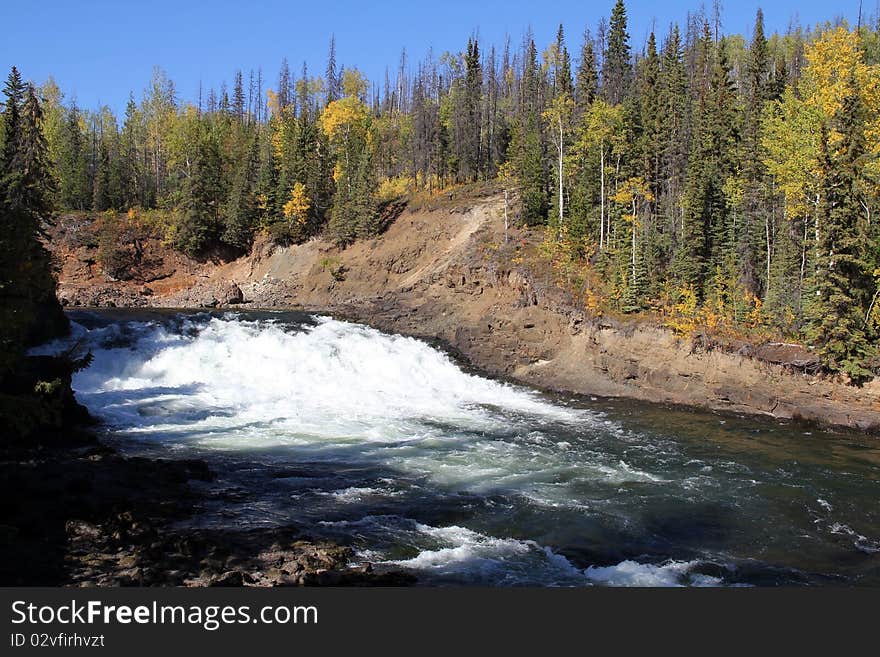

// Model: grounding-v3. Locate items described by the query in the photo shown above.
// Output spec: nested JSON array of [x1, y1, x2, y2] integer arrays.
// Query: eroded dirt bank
[[49, 191, 880, 434]]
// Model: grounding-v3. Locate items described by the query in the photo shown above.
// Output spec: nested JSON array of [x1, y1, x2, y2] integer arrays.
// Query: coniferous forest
[[3, 0, 880, 383]]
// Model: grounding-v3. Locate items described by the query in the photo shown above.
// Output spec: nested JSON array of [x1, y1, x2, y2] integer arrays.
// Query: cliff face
[[48, 193, 880, 434]]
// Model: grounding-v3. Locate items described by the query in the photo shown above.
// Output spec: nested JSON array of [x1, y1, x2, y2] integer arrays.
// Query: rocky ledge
[[0, 441, 413, 587]]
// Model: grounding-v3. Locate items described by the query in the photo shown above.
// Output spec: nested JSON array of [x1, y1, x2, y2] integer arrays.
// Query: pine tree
[[672, 24, 734, 295], [175, 124, 222, 256], [657, 23, 688, 237], [805, 79, 876, 383], [602, 0, 632, 105], [575, 31, 599, 115], [119, 94, 145, 208], [739, 9, 772, 297], [57, 102, 90, 210], [463, 37, 483, 180], [278, 58, 291, 111], [0, 67, 26, 206], [222, 132, 259, 249], [635, 32, 664, 295], [512, 38, 548, 225], [232, 70, 245, 122], [0, 68, 67, 371], [553, 25, 573, 97], [326, 36, 340, 104]]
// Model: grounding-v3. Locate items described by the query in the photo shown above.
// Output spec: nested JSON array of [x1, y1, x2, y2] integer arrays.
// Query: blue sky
[[0, 0, 870, 115]]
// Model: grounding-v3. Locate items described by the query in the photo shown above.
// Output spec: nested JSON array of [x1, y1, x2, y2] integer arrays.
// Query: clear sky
[[0, 0, 871, 115]]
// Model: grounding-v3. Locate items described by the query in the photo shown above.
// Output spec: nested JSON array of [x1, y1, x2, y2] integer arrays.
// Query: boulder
[[218, 281, 244, 305]]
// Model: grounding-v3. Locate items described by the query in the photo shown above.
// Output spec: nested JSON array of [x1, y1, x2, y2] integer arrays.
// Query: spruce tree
[[805, 79, 876, 383], [0, 67, 26, 205], [0, 68, 67, 369], [602, 0, 632, 105], [553, 25, 573, 97], [175, 125, 222, 256], [326, 36, 340, 104], [57, 103, 90, 210], [739, 9, 772, 297], [575, 31, 599, 115]]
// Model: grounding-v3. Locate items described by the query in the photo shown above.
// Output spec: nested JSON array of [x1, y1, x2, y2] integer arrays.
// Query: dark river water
[[35, 309, 880, 586]]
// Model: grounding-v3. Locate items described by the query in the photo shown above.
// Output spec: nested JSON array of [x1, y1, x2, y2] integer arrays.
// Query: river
[[35, 309, 880, 586]]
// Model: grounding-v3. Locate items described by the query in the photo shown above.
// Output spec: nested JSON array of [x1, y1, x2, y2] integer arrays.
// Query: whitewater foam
[[61, 315, 584, 448], [37, 310, 876, 586], [375, 521, 724, 587]]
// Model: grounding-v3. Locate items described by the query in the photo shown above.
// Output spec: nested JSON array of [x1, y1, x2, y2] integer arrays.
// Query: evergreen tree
[[57, 102, 90, 210], [222, 132, 259, 249], [672, 25, 738, 296], [575, 31, 599, 114], [739, 9, 772, 297], [512, 38, 548, 225], [805, 80, 876, 383], [175, 124, 222, 256], [602, 0, 633, 105], [553, 25, 573, 97], [0, 67, 67, 370], [0, 67, 26, 206], [326, 36, 340, 104]]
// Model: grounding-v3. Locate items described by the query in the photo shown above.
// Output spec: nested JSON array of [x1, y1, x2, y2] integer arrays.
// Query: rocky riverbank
[[47, 191, 880, 434], [0, 436, 413, 586]]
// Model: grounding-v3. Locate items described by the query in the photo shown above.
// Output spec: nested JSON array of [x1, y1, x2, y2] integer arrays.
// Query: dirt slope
[[49, 193, 880, 434]]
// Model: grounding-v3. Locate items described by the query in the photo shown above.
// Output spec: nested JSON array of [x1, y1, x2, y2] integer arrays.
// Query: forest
[[3, 0, 880, 383]]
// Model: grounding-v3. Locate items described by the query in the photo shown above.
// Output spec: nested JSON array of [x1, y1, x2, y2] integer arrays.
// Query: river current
[[34, 309, 880, 586]]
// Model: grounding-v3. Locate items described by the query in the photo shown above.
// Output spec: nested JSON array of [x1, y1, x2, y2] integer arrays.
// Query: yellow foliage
[[743, 292, 765, 330], [497, 160, 517, 187], [319, 97, 370, 142], [664, 285, 699, 335], [341, 69, 369, 100], [377, 176, 414, 203], [611, 177, 654, 225], [270, 120, 284, 161], [266, 89, 280, 118], [282, 182, 311, 226], [803, 28, 880, 135], [763, 27, 880, 220]]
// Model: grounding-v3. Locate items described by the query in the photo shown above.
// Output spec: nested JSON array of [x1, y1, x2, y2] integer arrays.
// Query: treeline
[[10, 0, 880, 381]]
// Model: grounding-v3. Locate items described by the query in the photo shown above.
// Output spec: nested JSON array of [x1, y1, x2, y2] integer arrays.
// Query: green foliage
[[17, 9, 880, 384], [0, 66, 78, 442], [804, 84, 877, 383]]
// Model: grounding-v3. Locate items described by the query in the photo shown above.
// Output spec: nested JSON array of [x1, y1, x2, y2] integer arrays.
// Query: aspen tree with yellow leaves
[[21, 3, 880, 382]]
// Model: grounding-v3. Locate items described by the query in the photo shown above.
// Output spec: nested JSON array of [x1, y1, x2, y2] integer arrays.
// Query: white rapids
[[32, 310, 880, 586]]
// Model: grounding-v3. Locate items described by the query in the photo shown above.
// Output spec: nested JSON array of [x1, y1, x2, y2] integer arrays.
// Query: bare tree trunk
[[557, 117, 564, 241], [631, 198, 637, 288], [800, 214, 807, 295], [600, 144, 605, 250], [865, 286, 880, 330]]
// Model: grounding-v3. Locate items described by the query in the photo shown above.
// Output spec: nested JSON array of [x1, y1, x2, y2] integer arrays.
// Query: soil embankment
[[49, 191, 880, 433]]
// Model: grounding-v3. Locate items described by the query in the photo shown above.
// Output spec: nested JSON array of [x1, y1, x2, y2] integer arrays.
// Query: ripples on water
[[32, 309, 880, 586]]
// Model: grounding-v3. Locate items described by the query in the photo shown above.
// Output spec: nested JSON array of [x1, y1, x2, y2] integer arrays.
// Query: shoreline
[[50, 196, 880, 436], [0, 431, 414, 587], [68, 304, 878, 440]]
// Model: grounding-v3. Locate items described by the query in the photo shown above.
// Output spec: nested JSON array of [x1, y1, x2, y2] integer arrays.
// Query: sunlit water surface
[[34, 309, 880, 586]]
